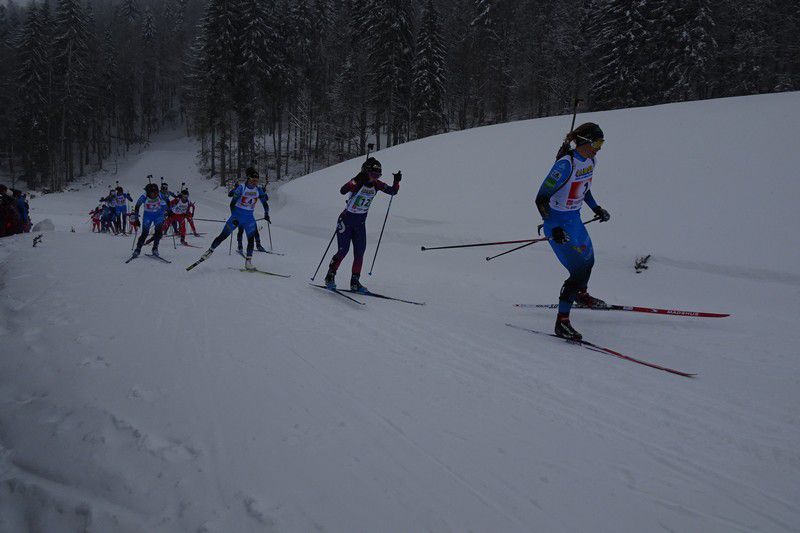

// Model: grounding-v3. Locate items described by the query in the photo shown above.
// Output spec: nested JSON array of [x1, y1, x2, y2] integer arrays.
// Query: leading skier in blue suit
[[536, 122, 611, 340]]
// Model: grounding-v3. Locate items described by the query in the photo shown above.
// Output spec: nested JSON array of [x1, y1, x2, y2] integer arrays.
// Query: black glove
[[593, 205, 611, 222], [551, 227, 570, 244], [393, 171, 402, 183], [265, 214, 271, 223]]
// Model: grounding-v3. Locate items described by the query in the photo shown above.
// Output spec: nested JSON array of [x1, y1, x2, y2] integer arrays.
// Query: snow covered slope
[[1, 93, 799, 532]]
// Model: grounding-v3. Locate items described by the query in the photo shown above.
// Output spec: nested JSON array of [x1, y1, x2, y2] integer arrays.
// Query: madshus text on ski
[[117, 120, 726, 378]]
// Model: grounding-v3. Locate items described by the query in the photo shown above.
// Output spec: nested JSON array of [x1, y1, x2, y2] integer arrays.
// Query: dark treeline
[[1, 0, 797, 190]]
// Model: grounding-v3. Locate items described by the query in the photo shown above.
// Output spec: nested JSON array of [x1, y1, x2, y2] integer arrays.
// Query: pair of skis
[[124, 252, 171, 264], [509, 301, 730, 378], [236, 249, 285, 257], [309, 284, 425, 306]]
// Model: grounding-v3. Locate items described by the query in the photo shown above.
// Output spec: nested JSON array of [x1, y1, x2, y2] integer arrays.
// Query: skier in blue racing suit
[[535, 122, 611, 340]]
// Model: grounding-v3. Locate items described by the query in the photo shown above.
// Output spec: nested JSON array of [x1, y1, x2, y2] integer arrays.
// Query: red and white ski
[[514, 303, 729, 318]]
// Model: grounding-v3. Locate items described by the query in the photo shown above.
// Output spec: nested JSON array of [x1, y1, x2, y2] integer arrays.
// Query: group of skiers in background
[[0, 183, 31, 238], [91, 179, 200, 246]]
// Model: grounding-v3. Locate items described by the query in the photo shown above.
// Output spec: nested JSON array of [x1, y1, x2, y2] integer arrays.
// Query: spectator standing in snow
[[0, 185, 21, 237]]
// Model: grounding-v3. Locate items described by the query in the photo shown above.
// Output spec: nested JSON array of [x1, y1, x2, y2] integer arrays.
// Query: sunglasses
[[577, 136, 604, 149]]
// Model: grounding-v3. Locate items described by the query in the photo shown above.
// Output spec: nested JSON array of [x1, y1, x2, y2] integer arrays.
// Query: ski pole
[[192, 217, 227, 223], [130, 226, 138, 250], [368, 195, 393, 276], [485, 237, 550, 261], [228, 232, 233, 255], [421, 238, 546, 251], [537, 215, 600, 235], [311, 228, 337, 281], [267, 221, 273, 250]]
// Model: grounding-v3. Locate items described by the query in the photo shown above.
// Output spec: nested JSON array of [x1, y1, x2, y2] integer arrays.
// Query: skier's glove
[[265, 214, 271, 223], [393, 171, 402, 183], [551, 227, 570, 244], [593, 205, 611, 222]]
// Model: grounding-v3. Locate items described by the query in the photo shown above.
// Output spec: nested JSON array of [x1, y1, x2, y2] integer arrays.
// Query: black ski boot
[[324, 268, 336, 289], [555, 314, 582, 341], [350, 274, 368, 294], [575, 289, 608, 309]]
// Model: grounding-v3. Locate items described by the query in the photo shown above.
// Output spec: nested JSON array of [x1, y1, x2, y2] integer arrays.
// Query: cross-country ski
[[514, 303, 730, 318], [309, 283, 366, 305], [506, 323, 695, 378]]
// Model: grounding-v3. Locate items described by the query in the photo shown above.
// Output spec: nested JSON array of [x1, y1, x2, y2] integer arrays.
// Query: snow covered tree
[[588, 0, 659, 109], [662, 0, 718, 101], [15, 4, 50, 185], [52, 0, 93, 187], [412, 0, 447, 138], [367, 0, 414, 147], [120, 0, 139, 23]]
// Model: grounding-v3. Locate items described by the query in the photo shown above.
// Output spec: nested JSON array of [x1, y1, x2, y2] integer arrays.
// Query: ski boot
[[554, 314, 582, 341], [181, 238, 188, 246], [131, 248, 141, 259], [350, 274, 369, 294], [575, 289, 608, 309], [324, 268, 336, 289], [201, 248, 214, 260], [237, 246, 244, 255], [245, 256, 255, 271], [151, 248, 160, 258], [256, 244, 267, 253]]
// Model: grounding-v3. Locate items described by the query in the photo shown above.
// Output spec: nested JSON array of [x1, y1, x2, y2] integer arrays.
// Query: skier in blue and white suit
[[535, 122, 611, 341], [114, 186, 133, 234], [131, 182, 169, 258], [200, 167, 269, 270]]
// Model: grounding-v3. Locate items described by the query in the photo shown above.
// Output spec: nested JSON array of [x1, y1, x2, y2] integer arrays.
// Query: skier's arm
[[584, 190, 610, 222], [535, 159, 572, 219], [583, 190, 598, 211], [133, 195, 145, 217], [259, 188, 270, 222], [376, 176, 400, 196], [340, 173, 367, 194], [124, 193, 133, 202]]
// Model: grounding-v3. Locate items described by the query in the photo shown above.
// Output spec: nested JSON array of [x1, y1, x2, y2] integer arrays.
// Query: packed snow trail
[[1, 94, 800, 532]]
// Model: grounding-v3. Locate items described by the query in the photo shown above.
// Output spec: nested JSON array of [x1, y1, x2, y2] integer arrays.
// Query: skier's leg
[[152, 222, 164, 253], [136, 220, 152, 251], [178, 216, 187, 243], [187, 216, 198, 235], [236, 226, 244, 251], [328, 217, 352, 273], [244, 218, 257, 257], [210, 216, 238, 249], [351, 222, 367, 275]]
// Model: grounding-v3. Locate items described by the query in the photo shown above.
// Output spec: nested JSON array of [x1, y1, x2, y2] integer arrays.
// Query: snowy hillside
[[1, 92, 799, 532]]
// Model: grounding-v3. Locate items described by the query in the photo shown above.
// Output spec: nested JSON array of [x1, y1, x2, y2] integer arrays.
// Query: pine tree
[[366, 0, 414, 147], [120, 0, 139, 23], [52, 0, 93, 187], [15, 4, 50, 184], [412, 0, 447, 138], [589, 0, 657, 109], [663, 0, 717, 101]]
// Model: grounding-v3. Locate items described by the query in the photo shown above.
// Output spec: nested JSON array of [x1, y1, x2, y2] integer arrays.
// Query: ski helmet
[[573, 123, 604, 146], [180, 189, 189, 196], [160, 182, 169, 190], [362, 157, 382, 175], [145, 183, 159, 195], [245, 167, 259, 180]]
